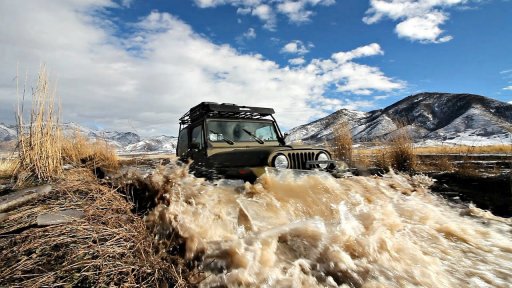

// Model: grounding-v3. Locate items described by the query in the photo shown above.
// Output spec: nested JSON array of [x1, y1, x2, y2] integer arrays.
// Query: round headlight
[[273, 154, 289, 169], [316, 152, 330, 169]]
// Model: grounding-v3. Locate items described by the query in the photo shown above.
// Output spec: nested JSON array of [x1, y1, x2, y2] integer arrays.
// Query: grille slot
[[287, 152, 315, 169]]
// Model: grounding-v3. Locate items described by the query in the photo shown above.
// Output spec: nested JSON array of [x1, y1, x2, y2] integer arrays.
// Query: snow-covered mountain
[[0, 123, 16, 141], [0, 122, 177, 153], [123, 135, 178, 153], [286, 93, 512, 146]]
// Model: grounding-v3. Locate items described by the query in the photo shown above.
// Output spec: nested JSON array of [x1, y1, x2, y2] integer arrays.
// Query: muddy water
[[144, 165, 512, 287]]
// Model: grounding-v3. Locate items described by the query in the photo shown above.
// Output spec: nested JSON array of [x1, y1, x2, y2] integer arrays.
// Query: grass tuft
[[61, 132, 119, 173], [0, 158, 17, 179]]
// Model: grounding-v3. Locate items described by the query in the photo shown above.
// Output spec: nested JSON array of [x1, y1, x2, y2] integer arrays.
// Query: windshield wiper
[[209, 130, 234, 145], [242, 128, 264, 144]]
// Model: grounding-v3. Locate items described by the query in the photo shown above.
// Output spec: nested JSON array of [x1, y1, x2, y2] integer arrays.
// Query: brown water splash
[[144, 165, 512, 287]]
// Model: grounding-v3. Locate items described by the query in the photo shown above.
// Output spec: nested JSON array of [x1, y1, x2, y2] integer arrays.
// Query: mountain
[[123, 135, 178, 153], [286, 93, 512, 145], [60, 123, 141, 148], [0, 123, 16, 141], [0, 122, 177, 154]]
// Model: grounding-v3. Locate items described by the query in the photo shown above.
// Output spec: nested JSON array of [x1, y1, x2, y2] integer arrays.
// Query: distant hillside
[[0, 122, 178, 154], [286, 93, 512, 146], [0, 123, 16, 141]]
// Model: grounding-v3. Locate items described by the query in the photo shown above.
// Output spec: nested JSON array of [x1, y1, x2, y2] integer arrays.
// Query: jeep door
[[189, 124, 207, 165]]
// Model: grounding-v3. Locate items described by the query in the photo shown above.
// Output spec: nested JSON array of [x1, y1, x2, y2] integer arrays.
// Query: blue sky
[[0, 0, 511, 135]]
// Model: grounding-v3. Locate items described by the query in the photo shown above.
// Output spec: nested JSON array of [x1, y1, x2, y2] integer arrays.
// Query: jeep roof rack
[[179, 102, 275, 125]]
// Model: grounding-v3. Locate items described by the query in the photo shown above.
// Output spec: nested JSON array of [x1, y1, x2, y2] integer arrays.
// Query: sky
[[0, 0, 511, 136]]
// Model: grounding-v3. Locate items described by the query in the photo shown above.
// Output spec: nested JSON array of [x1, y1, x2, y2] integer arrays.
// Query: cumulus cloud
[[364, 0, 469, 43], [195, 0, 335, 29], [281, 40, 312, 55], [504, 86, 512, 91], [289, 57, 306, 65], [0, 1, 404, 135], [331, 42, 383, 63]]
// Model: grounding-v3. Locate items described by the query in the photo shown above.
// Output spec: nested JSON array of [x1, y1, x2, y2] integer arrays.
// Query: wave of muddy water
[[142, 164, 512, 287]]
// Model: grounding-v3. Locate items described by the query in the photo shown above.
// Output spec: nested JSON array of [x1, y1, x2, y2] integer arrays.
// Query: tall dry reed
[[15, 65, 62, 186]]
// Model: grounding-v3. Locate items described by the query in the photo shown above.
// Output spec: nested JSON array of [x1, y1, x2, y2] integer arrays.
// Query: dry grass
[[61, 132, 119, 173], [356, 144, 512, 157], [0, 168, 188, 287], [0, 158, 17, 179], [14, 65, 62, 186], [331, 121, 353, 164], [414, 144, 512, 155], [353, 140, 511, 173], [13, 66, 119, 186]]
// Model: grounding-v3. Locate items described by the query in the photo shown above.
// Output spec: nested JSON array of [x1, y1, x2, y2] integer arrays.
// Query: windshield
[[207, 120, 279, 143]]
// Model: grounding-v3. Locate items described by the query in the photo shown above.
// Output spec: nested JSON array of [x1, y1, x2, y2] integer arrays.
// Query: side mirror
[[283, 132, 289, 138]]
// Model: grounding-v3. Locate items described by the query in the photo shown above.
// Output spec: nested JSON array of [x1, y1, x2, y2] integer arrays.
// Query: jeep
[[176, 102, 340, 182]]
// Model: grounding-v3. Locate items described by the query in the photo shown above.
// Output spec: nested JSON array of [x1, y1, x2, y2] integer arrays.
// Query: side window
[[177, 128, 188, 156], [191, 125, 204, 150]]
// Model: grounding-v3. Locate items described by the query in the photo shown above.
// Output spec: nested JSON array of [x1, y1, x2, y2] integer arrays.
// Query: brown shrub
[[331, 121, 353, 164], [388, 126, 417, 172]]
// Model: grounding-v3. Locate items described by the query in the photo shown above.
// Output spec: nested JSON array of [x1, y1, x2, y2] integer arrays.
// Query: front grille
[[286, 152, 315, 169]]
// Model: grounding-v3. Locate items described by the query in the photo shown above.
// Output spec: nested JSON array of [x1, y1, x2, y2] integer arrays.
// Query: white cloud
[[251, 4, 276, 30], [195, 0, 335, 29], [373, 95, 389, 100], [332, 42, 383, 63], [289, 57, 306, 65], [0, 2, 404, 135], [503, 86, 512, 91], [120, 0, 133, 8], [364, 0, 469, 43], [242, 27, 256, 39], [395, 12, 453, 43], [281, 40, 311, 55]]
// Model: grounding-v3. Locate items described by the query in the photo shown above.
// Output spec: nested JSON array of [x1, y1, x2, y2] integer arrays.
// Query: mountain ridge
[[286, 92, 512, 145]]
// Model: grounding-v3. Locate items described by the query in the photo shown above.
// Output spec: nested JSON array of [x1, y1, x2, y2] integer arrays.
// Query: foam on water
[[145, 165, 512, 287]]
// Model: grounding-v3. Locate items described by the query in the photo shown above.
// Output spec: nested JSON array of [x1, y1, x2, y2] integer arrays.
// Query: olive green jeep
[[177, 102, 342, 182]]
